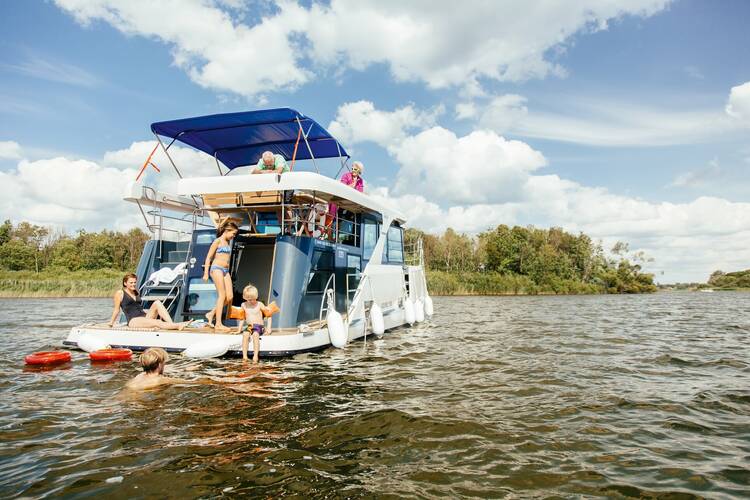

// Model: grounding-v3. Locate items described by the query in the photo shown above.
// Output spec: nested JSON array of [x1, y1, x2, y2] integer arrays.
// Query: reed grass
[[0, 268, 121, 298], [1, 268, 612, 298]]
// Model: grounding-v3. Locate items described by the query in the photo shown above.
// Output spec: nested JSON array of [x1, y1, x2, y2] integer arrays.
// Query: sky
[[0, 0, 748, 283]]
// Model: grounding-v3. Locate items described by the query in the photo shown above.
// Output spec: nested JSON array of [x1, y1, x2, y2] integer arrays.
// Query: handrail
[[404, 237, 424, 266], [344, 271, 361, 312], [346, 273, 369, 319], [318, 273, 336, 323]]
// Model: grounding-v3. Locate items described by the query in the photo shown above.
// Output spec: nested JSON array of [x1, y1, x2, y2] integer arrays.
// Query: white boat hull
[[64, 304, 412, 358]]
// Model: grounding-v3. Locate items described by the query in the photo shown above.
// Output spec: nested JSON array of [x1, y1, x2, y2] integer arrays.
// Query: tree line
[[708, 269, 750, 289], [0, 219, 656, 295], [406, 225, 657, 294], [0, 220, 149, 273]]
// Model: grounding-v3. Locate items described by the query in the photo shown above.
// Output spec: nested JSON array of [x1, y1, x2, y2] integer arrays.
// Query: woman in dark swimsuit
[[107, 273, 191, 330]]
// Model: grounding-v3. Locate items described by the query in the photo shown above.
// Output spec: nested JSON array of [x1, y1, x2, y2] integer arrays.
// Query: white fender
[[182, 339, 230, 358], [424, 295, 434, 317], [415, 299, 425, 323], [327, 309, 348, 348], [370, 303, 385, 336], [404, 299, 415, 325], [77, 334, 110, 353]]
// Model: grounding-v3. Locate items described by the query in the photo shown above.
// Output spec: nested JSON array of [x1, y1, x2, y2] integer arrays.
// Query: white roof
[[177, 171, 406, 223]]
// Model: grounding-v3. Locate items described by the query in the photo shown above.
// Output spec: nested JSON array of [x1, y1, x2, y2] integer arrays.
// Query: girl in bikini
[[108, 273, 191, 330], [203, 219, 239, 332]]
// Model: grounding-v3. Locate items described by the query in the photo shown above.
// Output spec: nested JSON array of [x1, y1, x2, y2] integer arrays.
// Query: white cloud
[[327, 100, 442, 148], [0, 55, 101, 87], [683, 65, 705, 80], [378, 176, 750, 282], [726, 81, 750, 121], [301, 0, 668, 87], [475, 94, 528, 133], [457, 80, 750, 147], [0, 141, 22, 160], [328, 102, 547, 205], [391, 127, 547, 204], [477, 94, 737, 146], [669, 159, 722, 188], [349, 101, 750, 282], [454, 102, 478, 120], [54, 0, 310, 97], [0, 156, 139, 231], [0, 140, 214, 231], [102, 140, 215, 191], [54, 0, 671, 97]]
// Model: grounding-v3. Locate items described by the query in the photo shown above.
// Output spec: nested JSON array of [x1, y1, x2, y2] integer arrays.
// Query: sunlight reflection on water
[[1, 293, 749, 497]]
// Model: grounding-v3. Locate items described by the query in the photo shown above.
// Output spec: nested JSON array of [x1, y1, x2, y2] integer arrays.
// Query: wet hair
[[140, 347, 169, 373], [122, 273, 138, 295], [216, 219, 239, 238], [242, 284, 258, 300]]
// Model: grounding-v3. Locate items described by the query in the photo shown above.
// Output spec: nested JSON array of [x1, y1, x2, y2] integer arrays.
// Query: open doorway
[[232, 234, 276, 305]]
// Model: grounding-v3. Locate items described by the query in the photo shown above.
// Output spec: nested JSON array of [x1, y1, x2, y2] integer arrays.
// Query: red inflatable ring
[[89, 348, 133, 362], [25, 351, 72, 366]]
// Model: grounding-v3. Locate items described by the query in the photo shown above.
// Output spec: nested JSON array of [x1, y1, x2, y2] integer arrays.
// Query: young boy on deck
[[236, 285, 272, 363]]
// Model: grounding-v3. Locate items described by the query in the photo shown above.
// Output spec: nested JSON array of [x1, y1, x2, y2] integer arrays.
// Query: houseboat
[[64, 108, 432, 357]]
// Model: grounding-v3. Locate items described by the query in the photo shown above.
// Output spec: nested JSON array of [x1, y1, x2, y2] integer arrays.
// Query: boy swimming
[[125, 347, 183, 390], [236, 285, 272, 363]]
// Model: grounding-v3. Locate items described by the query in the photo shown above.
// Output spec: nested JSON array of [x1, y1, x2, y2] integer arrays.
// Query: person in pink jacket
[[340, 161, 364, 192]]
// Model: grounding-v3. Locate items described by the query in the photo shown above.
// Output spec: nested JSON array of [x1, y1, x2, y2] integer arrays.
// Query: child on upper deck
[[236, 284, 272, 363]]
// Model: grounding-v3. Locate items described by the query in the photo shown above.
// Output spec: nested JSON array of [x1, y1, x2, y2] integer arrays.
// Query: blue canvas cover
[[150, 108, 348, 170]]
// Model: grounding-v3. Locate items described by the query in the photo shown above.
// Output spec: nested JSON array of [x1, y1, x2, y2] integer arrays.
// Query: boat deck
[[85, 323, 311, 336]]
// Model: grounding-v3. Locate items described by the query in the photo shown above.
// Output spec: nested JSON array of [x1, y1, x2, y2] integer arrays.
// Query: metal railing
[[403, 237, 424, 267], [318, 273, 337, 323], [345, 271, 363, 313]]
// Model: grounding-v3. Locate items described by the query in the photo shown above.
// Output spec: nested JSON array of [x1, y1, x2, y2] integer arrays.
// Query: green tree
[[50, 237, 84, 270], [12, 222, 49, 272], [0, 239, 36, 270], [0, 219, 12, 246]]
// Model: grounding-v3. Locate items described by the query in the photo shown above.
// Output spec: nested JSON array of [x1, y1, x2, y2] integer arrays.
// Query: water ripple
[[0, 292, 749, 497]]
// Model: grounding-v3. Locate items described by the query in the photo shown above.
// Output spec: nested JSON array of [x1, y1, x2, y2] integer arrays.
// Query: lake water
[[1, 293, 749, 498]]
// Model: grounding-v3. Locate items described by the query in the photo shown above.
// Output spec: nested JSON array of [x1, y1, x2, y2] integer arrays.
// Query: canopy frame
[[150, 108, 348, 174]]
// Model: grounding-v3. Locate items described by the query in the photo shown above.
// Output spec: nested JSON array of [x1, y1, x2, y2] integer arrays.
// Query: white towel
[[147, 262, 188, 285]]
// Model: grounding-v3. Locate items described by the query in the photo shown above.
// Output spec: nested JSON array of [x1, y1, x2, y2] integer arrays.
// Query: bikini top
[[216, 244, 231, 254]]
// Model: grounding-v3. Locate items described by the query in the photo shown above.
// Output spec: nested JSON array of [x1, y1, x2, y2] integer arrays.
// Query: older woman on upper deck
[[340, 161, 364, 192]]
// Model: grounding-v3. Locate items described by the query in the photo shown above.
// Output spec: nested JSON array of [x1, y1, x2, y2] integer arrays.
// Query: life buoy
[[415, 299, 425, 323], [370, 303, 385, 336], [424, 295, 434, 317], [404, 299, 416, 325], [327, 308, 347, 348], [89, 348, 133, 362], [25, 351, 71, 366]]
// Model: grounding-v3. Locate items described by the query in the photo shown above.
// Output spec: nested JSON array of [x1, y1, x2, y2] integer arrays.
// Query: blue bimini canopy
[[150, 108, 348, 171]]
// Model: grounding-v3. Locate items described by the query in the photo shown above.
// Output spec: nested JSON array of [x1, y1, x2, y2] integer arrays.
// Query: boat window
[[256, 212, 281, 234], [306, 249, 334, 293], [195, 233, 214, 245], [347, 254, 361, 273], [363, 219, 378, 259], [337, 210, 359, 247], [185, 279, 218, 312], [387, 225, 404, 264]]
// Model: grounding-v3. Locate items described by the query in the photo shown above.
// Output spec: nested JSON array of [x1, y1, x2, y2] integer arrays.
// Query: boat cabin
[[124, 108, 418, 333]]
